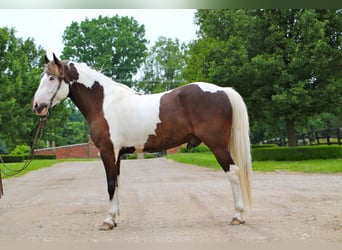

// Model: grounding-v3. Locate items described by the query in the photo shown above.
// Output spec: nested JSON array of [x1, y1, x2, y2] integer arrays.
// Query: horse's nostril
[[33, 102, 48, 114], [33, 102, 40, 112]]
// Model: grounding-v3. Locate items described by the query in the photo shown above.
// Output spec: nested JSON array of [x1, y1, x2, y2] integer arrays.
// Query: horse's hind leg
[[227, 162, 246, 225], [211, 147, 246, 225]]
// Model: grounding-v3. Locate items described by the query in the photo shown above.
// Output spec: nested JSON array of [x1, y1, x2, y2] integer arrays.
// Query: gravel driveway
[[0, 158, 341, 242]]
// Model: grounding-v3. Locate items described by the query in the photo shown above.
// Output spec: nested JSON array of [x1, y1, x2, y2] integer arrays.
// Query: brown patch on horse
[[143, 86, 192, 152], [68, 80, 118, 199], [44, 60, 79, 84], [44, 62, 61, 76], [143, 84, 232, 153], [63, 63, 79, 83], [68, 81, 109, 138]]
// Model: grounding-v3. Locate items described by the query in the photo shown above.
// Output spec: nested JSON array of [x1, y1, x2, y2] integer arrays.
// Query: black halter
[[48, 75, 64, 110], [46, 62, 69, 111]]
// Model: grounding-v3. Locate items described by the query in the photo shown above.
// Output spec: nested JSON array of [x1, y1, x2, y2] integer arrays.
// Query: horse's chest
[[103, 94, 163, 148]]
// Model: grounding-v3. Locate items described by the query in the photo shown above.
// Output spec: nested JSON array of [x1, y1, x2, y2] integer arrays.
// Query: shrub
[[127, 154, 138, 160], [10, 145, 31, 155], [0, 155, 24, 163], [24, 154, 56, 160], [252, 145, 342, 161], [180, 144, 210, 153], [144, 153, 155, 159], [251, 144, 278, 149], [180, 144, 278, 152], [176, 143, 341, 161]]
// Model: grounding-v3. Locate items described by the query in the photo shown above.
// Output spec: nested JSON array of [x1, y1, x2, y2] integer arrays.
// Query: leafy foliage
[[138, 36, 187, 93], [10, 145, 30, 155], [0, 140, 7, 154], [0, 28, 42, 150], [62, 15, 148, 86], [184, 9, 342, 146], [54, 105, 89, 146], [0, 27, 71, 152]]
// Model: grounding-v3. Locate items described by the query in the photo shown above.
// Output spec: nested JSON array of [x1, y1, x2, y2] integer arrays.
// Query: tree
[[0, 27, 44, 150], [0, 27, 70, 151], [138, 36, 187, 93], [54, 104, 88, 146], [62, 15, 148, 86], [184, 9, 342, 146]]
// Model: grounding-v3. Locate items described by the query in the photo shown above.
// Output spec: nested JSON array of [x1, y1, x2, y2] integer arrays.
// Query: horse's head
[[32, 53, 78, 116]]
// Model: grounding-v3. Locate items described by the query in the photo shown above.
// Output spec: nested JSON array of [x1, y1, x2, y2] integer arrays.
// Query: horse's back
[[175, 83, 233, 127]]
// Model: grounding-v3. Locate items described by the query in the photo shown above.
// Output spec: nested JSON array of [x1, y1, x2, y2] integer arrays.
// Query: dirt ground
[[0, 158, 341, 242]]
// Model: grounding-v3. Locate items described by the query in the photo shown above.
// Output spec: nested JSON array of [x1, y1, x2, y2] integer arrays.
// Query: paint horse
[[32, 54, 252, 230]]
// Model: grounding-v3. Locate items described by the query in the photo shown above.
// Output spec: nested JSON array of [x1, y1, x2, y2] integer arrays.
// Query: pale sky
[[0, 9, 198, 56]]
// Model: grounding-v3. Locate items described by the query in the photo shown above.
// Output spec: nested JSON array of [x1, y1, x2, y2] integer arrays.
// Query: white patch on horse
[[34, 73, 70, 108], [104, 93, 163, 162], [71, 62, 112, 88], [193, 82, 222, 93], [103, 184, 120, 226], [70, 62, 162, 163]]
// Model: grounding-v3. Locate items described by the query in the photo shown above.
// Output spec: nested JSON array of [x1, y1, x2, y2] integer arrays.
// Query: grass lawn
[[0, 158, 97, 179], [166, 152, 342, 174], [2, 154, 341, 179]]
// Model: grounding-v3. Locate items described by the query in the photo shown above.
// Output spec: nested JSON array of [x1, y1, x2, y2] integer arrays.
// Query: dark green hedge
[[252, 145, 342, 161], [180, 144, 279, 153], [25, 154, 56, 160], [180, 144, 210, 153], [178, 144, 341, 161], [0, 154, 56, 163], [0, 155, 24, 163], [251, 144, 278, 149]]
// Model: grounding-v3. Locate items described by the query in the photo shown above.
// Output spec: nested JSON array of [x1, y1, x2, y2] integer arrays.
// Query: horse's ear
[[53, 53, 62, 67], [44, 55, 50, 64]]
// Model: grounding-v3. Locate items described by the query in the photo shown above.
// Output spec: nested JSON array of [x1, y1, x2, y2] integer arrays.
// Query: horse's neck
[[77, 64, 136, 94], [68, 64, 136, 123]]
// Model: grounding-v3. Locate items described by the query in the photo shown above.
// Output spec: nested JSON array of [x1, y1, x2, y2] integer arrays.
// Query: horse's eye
[[49, 76, 56, 81]]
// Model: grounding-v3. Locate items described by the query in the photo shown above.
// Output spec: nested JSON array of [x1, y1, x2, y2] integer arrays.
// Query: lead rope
[[0, 116, 48, 198]]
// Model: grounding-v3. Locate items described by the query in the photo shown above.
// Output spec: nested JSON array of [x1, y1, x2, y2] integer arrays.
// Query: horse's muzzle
[[33, 102, 49, 115]]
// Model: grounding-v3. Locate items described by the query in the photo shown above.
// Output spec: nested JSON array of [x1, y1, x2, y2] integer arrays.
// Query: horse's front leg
[[99, 149, 121, 231], [100, 181, 120, 230]]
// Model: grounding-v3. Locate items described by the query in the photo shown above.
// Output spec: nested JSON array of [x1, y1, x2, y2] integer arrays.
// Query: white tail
[[224, 87, 252, 211]]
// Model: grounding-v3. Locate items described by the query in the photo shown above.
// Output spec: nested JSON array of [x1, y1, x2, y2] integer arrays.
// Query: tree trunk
[[286, 118, 297, 147]]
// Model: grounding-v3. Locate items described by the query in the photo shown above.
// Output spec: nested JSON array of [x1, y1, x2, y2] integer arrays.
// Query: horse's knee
[[227, 165, 240, 183]]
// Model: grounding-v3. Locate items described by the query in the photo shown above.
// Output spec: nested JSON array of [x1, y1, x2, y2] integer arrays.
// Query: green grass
[[0, 158, 97, 179], [2, 153, 342, 180], [166, 152, 342, 174]]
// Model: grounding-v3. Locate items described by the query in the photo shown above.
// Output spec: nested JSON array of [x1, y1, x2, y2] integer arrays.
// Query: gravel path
[[0, 158, 341, 242]]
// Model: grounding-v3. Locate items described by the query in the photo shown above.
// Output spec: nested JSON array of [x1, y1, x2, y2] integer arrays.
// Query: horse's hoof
[[98, 222, 116, 231], [230, 217, 245, 225]]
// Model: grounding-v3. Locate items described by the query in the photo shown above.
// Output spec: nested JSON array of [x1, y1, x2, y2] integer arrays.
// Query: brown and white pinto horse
[[32, 54, 252, 230]]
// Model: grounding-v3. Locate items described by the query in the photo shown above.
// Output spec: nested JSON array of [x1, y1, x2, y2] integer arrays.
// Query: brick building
[[35, 139, 182, 159], [34, 140, 99, 159]]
